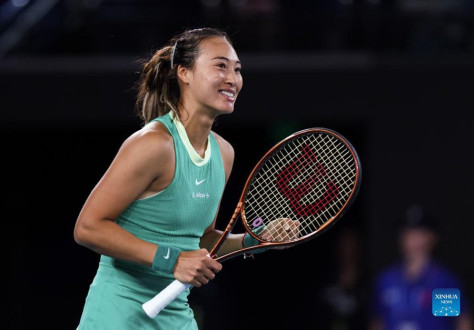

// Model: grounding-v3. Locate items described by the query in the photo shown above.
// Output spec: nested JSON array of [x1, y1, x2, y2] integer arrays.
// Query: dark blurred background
[[2, 0, 474, 329]]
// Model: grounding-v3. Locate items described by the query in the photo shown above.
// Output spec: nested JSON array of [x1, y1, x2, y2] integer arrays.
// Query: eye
[[216, 63, 227, 69], [235, 67, 242, 73]]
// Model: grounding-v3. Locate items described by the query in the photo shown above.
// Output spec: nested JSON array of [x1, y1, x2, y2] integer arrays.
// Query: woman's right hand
[[173, 249, 222, 287]]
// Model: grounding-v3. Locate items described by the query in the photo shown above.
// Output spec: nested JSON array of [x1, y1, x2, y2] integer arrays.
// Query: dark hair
[[135, 28, 232, 124], [400, 204, 439, 233]]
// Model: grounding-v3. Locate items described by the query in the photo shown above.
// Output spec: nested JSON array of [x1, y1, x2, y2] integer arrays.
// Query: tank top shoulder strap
[[150, 112, 176, 135]]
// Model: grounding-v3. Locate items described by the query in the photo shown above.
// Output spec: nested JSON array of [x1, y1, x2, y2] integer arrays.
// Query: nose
[[225, 70, 238, 87]]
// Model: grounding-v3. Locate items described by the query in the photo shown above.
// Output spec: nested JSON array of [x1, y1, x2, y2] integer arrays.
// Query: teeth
[[219, 90, 234, 98]]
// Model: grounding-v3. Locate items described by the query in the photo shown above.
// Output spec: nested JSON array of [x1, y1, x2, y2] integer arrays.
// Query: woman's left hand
[[260, 218, 300, 242]]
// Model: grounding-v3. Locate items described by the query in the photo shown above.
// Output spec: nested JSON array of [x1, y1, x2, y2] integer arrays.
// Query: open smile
[[219, 90, 236, 100]]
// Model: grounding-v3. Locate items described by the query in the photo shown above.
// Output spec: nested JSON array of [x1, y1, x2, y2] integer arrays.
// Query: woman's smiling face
[[179, 36, 243, 115]]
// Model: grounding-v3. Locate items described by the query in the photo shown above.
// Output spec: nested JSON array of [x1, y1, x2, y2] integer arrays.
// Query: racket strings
[[305, 136, 355, 212], [244, 132, 358, 243], [300, 142, 354, 233]]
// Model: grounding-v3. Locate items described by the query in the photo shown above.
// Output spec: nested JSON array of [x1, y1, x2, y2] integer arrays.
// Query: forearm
[[74, 218, 157, 267], [200, 230, 244, 257]]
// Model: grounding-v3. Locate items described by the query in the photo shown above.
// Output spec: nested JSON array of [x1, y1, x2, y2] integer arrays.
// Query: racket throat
[[209, 202, 242, 257]]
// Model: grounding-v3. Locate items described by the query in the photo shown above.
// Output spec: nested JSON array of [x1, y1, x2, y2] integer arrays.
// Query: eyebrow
[[212, 56, 241, 65]]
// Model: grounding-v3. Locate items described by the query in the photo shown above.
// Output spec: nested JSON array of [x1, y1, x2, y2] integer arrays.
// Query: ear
[[176, 65, 191, 85]]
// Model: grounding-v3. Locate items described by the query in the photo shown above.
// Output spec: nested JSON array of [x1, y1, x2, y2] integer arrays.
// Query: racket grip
[[142, 280, 191, 318]]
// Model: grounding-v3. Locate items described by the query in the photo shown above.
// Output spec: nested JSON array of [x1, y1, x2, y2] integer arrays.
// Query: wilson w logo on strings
[[276, 144, 339, 217]]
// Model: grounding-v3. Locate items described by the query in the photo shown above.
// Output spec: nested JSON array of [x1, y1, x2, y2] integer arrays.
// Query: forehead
[[401, 227, 433, 237], [196, 37, 240, 63]]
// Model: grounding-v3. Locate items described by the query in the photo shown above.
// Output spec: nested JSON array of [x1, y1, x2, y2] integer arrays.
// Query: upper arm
[[76, 125, 174, 226], [212, 131, 234, 183], [201, 132, 234, 236]]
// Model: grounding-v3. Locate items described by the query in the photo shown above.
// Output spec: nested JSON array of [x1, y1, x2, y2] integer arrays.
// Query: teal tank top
[[100, 112, 226, 278]]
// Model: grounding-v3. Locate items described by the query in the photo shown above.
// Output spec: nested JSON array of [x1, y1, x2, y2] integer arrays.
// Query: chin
[[214, 106, 235, 116]]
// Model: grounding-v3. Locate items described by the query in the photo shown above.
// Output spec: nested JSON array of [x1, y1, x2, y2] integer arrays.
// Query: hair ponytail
[[135, 28, 232, 124], [135, 45, 180, 124]]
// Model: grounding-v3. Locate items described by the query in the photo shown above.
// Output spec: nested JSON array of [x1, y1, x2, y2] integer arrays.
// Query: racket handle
[[142, 280, 190, 318]]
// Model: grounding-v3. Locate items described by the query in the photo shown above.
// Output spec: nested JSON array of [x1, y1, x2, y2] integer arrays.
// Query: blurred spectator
[[369, 205, 472, 330]]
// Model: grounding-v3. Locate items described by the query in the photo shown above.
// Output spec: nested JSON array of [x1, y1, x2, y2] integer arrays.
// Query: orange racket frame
[[211, 127, 362, 262]]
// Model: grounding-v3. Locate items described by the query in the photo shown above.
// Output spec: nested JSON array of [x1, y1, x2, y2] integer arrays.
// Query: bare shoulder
[[121, 121, 174, 158], [111, 121, 175, 180], [211, 130, 234, 180], [211, 131, 234, 159]]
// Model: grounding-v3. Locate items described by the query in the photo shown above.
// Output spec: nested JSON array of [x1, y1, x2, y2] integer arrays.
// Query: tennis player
[[74, 27, 298, 329]]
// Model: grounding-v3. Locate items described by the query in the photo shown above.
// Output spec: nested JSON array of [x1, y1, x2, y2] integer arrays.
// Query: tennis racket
[[142, 127, 362, 318]]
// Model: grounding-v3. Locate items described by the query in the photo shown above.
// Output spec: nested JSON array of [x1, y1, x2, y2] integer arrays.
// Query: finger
[[208, 260, 222, 273], [265, 223, 278, 241], [279, 222, 293, 241], [201, 260, 221, 279], [282, 220, 292, 241], [276, 225, 286, 241], [200, 267, 216, 280], [289, 221, 300, 238], [191, 279, 202, 287], [198, 275, 210, 285], [294, 220, 302, 237], [276, 218, 290, 241], [278, 219, 291, 241]]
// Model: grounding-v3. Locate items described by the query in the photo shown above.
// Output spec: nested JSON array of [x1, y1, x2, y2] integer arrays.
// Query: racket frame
[[211, 127, 362, 262]]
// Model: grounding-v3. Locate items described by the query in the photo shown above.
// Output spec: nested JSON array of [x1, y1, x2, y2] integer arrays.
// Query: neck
[[403, 254, 430, 281], [176, 106, 215, 157]]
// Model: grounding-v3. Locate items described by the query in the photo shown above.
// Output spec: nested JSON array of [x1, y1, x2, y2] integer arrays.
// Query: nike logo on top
[[164, 248, 170, 260], [195, 179, 205, 186]]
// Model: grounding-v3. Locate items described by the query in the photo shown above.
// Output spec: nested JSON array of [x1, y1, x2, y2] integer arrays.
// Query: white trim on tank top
[[171, 111, 211, 167]]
